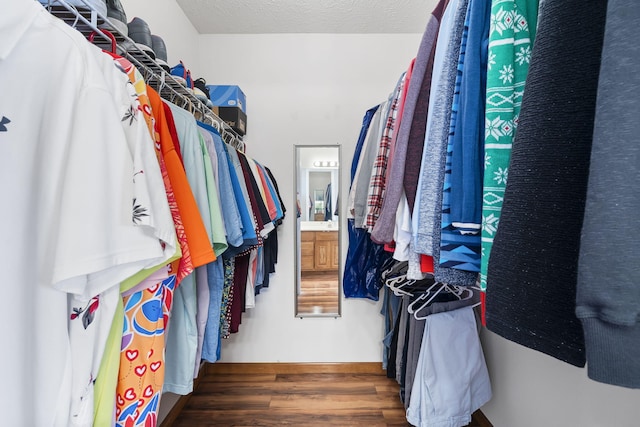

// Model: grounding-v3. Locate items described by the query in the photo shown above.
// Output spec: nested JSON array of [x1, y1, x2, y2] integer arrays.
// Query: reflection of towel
[[486, 0, 607, 367], [324, 183, 332, 221]]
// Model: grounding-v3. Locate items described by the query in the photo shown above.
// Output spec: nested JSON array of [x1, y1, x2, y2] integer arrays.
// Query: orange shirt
[[105, 51, 193, 284], [255, 162, 278, 221], [147, 86, 215, 268]]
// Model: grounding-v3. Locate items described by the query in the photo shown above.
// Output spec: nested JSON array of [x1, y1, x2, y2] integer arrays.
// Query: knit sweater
[[480, 0, 539, 292], [485, 0, 607, 367]]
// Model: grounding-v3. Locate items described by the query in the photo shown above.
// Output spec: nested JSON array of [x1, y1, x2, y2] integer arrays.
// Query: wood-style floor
[[297, 271, 340, 315], [165, 363, 490, 427]]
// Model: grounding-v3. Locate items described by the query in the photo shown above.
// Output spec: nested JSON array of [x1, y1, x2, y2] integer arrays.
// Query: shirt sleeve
[[52, 84, 167, 299]]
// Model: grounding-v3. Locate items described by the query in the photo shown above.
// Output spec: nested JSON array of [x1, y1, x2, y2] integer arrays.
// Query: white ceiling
[[176, 0, 438, 34]]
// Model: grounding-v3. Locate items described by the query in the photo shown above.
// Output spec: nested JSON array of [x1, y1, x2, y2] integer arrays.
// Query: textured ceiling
[[176, 0, 437, 34]]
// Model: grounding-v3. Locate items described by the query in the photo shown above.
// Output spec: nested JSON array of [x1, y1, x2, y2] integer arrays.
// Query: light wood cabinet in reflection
[[301, 231, 339, 272]]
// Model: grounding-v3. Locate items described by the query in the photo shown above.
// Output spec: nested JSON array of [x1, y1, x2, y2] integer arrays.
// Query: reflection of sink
[[300, 221, 338, 231]]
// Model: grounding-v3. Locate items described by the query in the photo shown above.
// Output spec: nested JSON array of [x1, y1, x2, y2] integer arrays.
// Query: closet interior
[[5, 0, 640, 426], [8, 1, 285, 426], [40, 0, 246, 152]]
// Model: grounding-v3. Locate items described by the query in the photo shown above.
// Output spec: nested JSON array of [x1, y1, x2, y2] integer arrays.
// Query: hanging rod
[[38, 0, 246, 153]]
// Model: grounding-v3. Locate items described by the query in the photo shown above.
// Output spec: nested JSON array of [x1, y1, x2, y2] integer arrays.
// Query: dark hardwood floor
[[165, 363, 490, 427]]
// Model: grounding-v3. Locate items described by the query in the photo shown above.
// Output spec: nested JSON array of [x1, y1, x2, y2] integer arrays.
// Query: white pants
[[406, 306, 492, 427]]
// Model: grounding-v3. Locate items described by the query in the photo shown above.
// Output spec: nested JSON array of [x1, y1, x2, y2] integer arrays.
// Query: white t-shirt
[[393, 193, 412, 262], [91, 51, 177, 260], [65, 51, 179, 426], [0, 2, 169, 425]]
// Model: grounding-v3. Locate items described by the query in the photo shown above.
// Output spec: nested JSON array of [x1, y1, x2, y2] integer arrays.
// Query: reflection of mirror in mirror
[[295, 145, 341, 317]]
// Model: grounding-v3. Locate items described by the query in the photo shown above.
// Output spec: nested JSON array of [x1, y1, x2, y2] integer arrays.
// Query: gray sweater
[[412, 0, 469, 256], [370, 4, 443, 244], [577, 0, 640, 388]]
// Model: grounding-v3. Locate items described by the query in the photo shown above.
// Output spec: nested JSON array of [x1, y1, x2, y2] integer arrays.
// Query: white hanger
[[407, 282, 443, 314], [385, 274, 415, 297], [411, 284, 475, 320]]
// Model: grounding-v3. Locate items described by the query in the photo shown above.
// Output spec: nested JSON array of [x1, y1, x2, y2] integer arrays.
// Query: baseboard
[[158, 393, 191, 427], [205, 361, 385, 375], [473, 409, 494, 427], [159, 363, 206, 427]]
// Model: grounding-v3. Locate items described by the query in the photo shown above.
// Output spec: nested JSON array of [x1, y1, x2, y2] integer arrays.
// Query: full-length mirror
[[295, 145, 341, 317]]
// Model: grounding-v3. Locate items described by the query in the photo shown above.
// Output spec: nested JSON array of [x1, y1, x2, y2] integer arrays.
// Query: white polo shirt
[[0, 1, 170, 425]]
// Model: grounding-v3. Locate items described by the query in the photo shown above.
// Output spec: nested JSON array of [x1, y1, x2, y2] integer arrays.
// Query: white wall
[[198, 33, 422, 362], [120, 0, 200, 70], [480, 330, 640, 427]]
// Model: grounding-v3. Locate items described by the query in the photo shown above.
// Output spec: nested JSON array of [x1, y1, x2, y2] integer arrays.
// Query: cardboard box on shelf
[[212, 106, 247, 136], [206, 85, 247, 113]]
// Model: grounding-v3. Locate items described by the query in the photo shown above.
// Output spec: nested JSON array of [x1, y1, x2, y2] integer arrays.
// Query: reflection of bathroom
[[300, 170, 339, 224], [310, 172, 331, 221], [299, 166, 339, 312], [296, 146, 341, 316]]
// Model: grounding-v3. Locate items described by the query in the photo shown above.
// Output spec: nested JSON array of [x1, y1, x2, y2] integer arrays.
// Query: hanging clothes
[[90, 51, 179, 427], [163, 102, 214, 396], [406, 307, 491, 427], [0, 3, 179, 426], [576, 0, 640, 389], [350, 100, 387, 228], [223, 143, 259, 256], [371, 0, 447, 245], [437, 0, 491, 274], [7, 2, 286, 426], [485, 0, 608, 367], [403, 0, 448, 214], [365, 71, 407, 232], [480, 0, 539, 321], [411, 0, 470, 258], [343, 106, 393, 300]]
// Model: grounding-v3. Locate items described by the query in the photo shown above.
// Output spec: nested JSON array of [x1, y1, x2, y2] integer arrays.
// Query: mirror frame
[[294, 144, 342, 318]]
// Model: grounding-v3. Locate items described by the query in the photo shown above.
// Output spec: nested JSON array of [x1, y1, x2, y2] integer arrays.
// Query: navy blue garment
[[438, 0, 490, 274], [343, 219, 392, 300], [351, 105, 380, 185], [343, 104, 389, 300], [449, 0, 491, 229]]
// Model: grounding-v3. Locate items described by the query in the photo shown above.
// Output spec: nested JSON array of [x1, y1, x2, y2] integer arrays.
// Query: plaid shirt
[[364, 73, 406, 231]]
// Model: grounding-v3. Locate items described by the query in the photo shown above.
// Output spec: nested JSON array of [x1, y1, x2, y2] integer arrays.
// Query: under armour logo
[[0, 116, 10, 132]]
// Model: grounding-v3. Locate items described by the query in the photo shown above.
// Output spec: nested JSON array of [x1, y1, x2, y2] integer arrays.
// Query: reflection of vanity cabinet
[[301, 231, 339, 272]]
